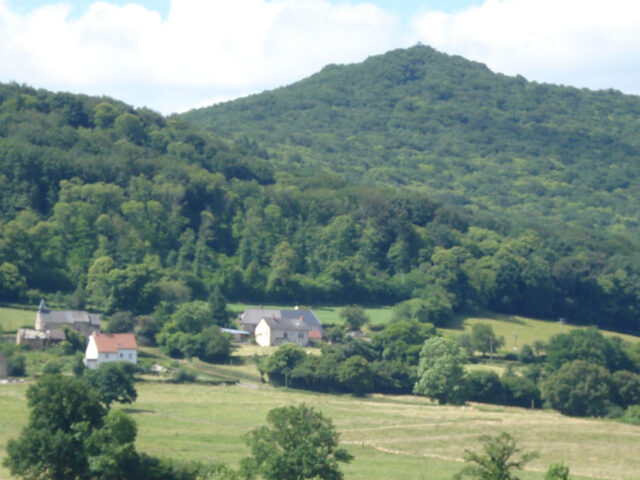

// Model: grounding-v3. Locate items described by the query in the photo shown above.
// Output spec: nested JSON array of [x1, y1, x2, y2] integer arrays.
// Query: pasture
[[0, 307, 34, 334], [2, 378, 640, 480]]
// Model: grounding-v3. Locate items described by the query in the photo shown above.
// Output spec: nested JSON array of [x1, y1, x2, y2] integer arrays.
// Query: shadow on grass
[[121, 407, 155, 414]]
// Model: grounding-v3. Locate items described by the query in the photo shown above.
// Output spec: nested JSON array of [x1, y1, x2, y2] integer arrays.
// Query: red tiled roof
[[308, 330, 323, 339], [92, 333, 137, 353]]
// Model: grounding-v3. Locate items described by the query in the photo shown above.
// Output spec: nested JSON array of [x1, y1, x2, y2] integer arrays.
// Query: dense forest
[[3, 43, 640, 334], [184, 45, 640, 242]]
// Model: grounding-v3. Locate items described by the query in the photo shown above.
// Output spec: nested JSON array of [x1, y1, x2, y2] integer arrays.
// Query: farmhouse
[[238, 307, 323, 340], [35, 299, 100, 337], [85, 332, 137, 370], [254, 316, 310, 347]]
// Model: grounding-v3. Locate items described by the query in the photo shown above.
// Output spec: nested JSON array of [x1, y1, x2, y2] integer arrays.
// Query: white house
[[254, 316, 309, 347], [85, 333, 137, 370], [238, 307, 323, 340]]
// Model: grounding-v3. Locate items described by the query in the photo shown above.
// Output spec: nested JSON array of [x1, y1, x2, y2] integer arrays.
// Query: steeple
[[38, 299, 48, 313]]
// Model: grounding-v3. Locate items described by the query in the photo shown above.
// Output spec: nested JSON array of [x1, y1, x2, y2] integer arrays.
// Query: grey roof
[[220, 328, 251, 335], [239, 308, 321, 329], [262, 317, 309, 332], [239, 309, 281, 326], [40, 310, 100, 326]]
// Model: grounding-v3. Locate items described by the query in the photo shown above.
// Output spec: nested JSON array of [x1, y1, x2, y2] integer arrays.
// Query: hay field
[[2, 380, 639, 480], [0, 307, 34, 333]]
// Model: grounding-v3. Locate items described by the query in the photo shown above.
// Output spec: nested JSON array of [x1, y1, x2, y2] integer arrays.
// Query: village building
[[238, 307, 324, 342], [85, 332, 137, 370], [35, 299, 101, 337], [254, 316, 310, 347]]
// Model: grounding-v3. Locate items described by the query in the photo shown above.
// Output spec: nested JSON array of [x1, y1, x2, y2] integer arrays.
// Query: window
[[298, 333, 303, 339], [283, 332, 288, 338], [120, 353, 123, 358]]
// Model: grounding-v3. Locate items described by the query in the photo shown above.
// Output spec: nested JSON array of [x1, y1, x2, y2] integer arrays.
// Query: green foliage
[[6, 354, 26, 377], [500, 373, 541, 408], [42, 359, 63, 375], [157, 301, 232, 363], [465, 370, 504, 404], [611, 370, 640, 407], [339, 304, 369, 331], [171, 368, 197, 383], [86, 361, 138, 408], [545, 328, 632, 372], [455, 432, 538, 480], [471, 323, 504, 357], [262, 343, 307, 386], [3, 375, 105, 479], [414, 336, 467, 404], [59, 325, 88, 355], [337, 355, 373, 396], [2, 373, 202, 480], [105, 311, 135, 333], [242, 404, 353, 480], [541, 360, 614, 416], [544, 462, 571, 480]]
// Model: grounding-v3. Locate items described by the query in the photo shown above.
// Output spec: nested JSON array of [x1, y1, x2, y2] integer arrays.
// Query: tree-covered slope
[[183, 45, 640, 241], [3, 81, 640, 335]]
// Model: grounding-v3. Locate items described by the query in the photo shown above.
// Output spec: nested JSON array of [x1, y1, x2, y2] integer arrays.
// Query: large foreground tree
[[241, 404, 353, 480]]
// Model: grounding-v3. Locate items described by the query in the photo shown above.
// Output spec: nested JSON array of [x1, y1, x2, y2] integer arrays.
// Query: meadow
[[0, 307, 35, 334], [1, 378, 639, 480]]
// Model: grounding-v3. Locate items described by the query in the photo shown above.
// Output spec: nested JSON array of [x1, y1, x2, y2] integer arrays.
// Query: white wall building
[[85, 333, 137, 369], [254, 317, 309, 347]]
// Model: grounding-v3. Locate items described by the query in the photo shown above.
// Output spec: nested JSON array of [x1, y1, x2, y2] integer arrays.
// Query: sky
[[1, 0, 639, 114]]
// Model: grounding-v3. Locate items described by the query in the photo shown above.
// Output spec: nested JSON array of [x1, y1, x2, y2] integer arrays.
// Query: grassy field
[[1, 378, 639, 480], [440, 313, 640, 353], [0, 307, 35, 333]]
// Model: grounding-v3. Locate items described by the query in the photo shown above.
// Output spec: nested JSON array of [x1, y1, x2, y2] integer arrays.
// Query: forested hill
[[183, 45, 640, 243], [3, 80, 640, 335]]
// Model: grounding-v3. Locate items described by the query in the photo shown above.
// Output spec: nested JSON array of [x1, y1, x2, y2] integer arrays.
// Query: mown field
[[1, 378, 640, 480]]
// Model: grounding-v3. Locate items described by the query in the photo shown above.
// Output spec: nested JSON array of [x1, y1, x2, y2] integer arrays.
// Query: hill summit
[[183, 45, 640, 241]]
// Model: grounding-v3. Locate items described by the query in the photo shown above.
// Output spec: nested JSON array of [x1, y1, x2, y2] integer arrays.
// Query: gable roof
[[37, 299, 100, 326], [239, 308, 321, 329], [261, 317, 309, 332], [40, 310, 101, 326], [92, 333, 137, 353]]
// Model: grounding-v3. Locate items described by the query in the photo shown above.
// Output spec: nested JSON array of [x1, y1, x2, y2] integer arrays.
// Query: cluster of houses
[[15, 300, 137, 370], [237, 307, 324, 347], [4, 302, 324, 377]]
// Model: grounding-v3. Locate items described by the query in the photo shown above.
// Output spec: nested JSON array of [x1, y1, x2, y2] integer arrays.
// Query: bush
[[465, 370, 503, 404], [41, 360, 63, 375], [518, 344, 536, 364], [612, 370, 640, 407], [171, 368, 196, 383], [541, 360, 613, 416], [7, 355, 26, 377], [502, 373, 541, 408]]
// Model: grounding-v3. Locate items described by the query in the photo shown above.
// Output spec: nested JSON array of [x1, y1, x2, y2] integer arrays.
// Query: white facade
[[255, 318, 309, 347], [85, 334, 137, 370]]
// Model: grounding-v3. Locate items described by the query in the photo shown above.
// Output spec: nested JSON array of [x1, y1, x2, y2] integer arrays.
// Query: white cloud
[[410, 0, 640, 93], [0, 0, 400, 113], [1, 0, 639, 114]]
